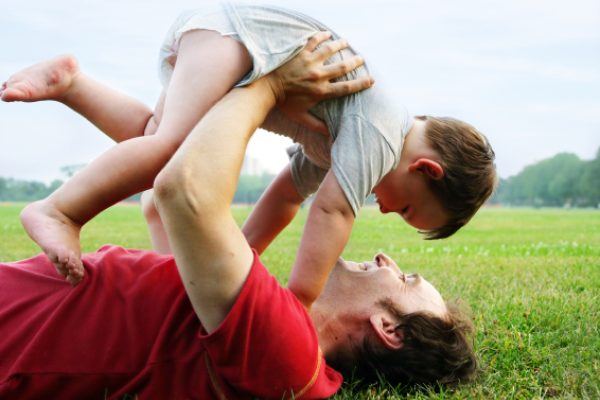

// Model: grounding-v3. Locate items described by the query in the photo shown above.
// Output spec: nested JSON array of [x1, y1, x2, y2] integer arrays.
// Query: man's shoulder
[[81, 245, 178, 284], [199, 252, 343, 397], [86, 245, 172, 264]]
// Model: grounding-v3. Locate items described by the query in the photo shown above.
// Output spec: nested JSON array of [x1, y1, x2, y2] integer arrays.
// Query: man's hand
[[266, 31, 374, 134]]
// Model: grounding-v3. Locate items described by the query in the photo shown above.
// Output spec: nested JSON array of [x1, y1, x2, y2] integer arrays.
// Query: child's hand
[[266, 31, 374, 135]]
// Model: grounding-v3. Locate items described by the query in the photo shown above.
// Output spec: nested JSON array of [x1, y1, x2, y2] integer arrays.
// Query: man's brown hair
[[329, 299, 478, 386], [417, 115, 497, 239]]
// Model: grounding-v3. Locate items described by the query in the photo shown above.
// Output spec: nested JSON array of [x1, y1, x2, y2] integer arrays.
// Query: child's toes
[[66, 256, 84, 284], [49, 255, 69, 278], [66, 272, 82, 286]]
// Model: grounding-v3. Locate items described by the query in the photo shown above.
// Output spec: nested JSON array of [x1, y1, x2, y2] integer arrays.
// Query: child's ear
[[408, 158, 444, 180], [369, 314, 404, 350]]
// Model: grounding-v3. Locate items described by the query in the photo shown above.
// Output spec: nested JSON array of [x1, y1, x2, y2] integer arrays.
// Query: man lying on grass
[[0, 50, 476, 400]]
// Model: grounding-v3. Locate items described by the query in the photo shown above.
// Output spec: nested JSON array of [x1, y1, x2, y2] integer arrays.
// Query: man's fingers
[[304, 31, 332, 52], [322, 55, 365, 80], [323, 77, 374, 99], [313, 38, 349, 61]]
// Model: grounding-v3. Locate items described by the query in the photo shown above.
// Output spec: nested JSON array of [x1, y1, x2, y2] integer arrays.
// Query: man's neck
[[310, 307, 365, 359]]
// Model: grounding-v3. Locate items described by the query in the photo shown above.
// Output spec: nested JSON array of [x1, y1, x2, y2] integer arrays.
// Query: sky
[[1, 0, 599, 182]]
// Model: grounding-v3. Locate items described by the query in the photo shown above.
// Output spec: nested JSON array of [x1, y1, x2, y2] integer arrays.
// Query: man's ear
[[369, 313, 404, 350], [408, 158, 444, 180]]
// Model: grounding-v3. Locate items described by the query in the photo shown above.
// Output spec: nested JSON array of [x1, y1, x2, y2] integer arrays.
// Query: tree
[[0, 177, 64, 202], [233, 174, 275, 204], [577, 148, 600, 206], [494, 148, 599, 207], [60, 164, 86, 178]]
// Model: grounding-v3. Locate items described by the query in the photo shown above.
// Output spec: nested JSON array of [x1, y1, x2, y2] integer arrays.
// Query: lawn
[[1, 204, 599, 399]]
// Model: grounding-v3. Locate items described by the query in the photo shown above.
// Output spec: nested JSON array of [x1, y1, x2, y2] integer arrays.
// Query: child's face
[[373, 170, 448, 231]]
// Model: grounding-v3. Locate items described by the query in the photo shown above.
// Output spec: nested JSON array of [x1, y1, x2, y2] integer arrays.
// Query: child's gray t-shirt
[[159, 3, 412, 216]]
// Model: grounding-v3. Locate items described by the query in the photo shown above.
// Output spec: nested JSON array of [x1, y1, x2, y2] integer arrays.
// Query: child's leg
[[140, 92, 171, 254], [19, 30, 252, 283], [141, 189, 171, 254], [1, 55, 154, 143], [2, 56, 168, 257]]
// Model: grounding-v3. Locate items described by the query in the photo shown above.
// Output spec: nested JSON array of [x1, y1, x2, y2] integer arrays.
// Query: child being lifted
[[1, 4, 496, 307]]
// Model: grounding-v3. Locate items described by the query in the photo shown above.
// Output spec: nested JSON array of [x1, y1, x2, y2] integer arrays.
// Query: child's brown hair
[[417, 115, 497, 239]]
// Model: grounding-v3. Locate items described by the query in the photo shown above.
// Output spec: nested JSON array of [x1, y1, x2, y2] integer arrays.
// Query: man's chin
[[333, 258, 357, 274], [335, 258, 364, 273]]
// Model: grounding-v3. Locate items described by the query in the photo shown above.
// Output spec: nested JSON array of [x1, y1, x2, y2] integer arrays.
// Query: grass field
[[1, 204, 599, 399]]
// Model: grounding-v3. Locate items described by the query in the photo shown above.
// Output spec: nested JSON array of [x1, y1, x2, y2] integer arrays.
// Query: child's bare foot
[[0, 55, 79, 102], [20, 200, 85, 285]]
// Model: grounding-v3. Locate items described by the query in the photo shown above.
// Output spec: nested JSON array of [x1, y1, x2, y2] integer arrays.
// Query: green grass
[[1, 204, 599, 399]]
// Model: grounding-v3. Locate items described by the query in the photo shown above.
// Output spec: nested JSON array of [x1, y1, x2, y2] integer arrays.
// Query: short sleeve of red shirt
[[201, 250, 343, 399]]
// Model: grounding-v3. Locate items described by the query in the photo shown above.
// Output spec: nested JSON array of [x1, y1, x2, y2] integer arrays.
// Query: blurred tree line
[[232, 173, 276, 204], [0, 178, 63, 202], [2, 148, 598, 207], [0, 171, 276, 204], [490, 147, 600, 207]]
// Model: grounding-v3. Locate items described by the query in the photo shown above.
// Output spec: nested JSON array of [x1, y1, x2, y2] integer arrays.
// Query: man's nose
[[374, 252, 392, 267]]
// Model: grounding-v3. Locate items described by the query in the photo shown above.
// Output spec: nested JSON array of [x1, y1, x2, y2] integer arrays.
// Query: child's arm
[[242, 165, 303, 254], [287, 171, 354, 308]]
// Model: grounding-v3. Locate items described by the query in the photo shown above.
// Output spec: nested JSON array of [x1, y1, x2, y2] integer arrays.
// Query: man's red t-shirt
[[0, 245, 342, 399]]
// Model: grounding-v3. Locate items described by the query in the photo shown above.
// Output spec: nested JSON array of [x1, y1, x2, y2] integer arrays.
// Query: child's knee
[[147, 132, 186, 163], [143, 115, 160, 136], [145, 93, 165, 137], [141, 191, 160, 222]]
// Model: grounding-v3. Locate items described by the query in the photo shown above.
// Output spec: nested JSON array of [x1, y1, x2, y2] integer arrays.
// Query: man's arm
[[242, 164, 304, 254], [154, 32, 371, 331], [287, 171, 355, 308], [154, 79, 277, 333], [148, 33, 370, 257]]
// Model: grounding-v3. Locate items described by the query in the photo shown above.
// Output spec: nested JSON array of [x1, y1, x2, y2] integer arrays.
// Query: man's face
[[314, 253, 447, 320]]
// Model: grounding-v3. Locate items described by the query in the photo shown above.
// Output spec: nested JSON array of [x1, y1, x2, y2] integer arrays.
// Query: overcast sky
[[1, 0, 599, 182]]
